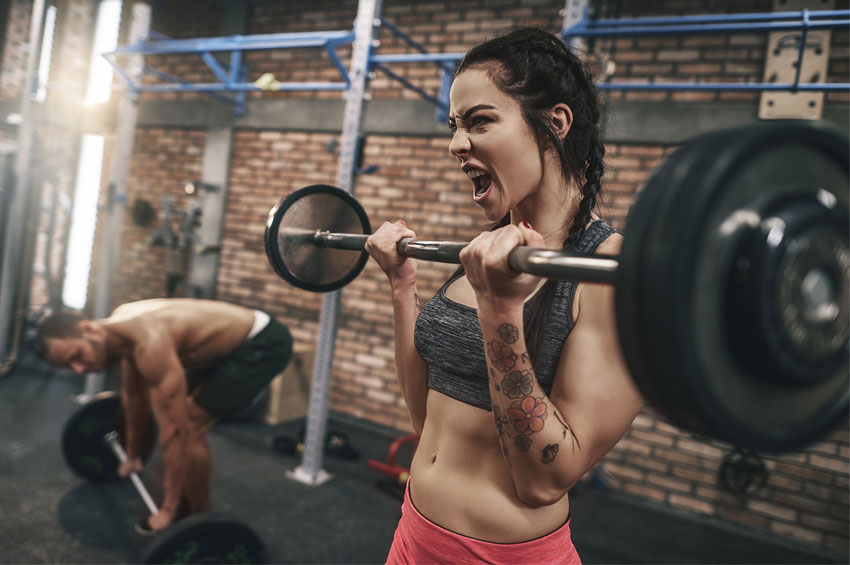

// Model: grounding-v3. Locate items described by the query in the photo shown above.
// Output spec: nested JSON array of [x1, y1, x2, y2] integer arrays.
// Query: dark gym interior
[[2, 343, 846, 564], [1, 0, 848, 563]]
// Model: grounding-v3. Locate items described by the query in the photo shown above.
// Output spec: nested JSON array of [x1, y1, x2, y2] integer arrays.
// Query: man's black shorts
[[190, 316, 292, 418]]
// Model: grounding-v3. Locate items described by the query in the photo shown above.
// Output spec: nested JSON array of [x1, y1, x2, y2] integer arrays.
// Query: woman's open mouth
[[467, 168, 492, 199]]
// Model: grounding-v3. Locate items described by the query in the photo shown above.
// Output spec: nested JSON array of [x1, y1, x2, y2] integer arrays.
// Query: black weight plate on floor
[[61, 391, 157, 481], [140, 513, 269, 564], [265, 184, 371, 292], [619, 120, 849, 452]]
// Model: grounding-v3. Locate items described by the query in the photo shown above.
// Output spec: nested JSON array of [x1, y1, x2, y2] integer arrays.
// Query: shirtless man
[[38, 299, 292, 533]]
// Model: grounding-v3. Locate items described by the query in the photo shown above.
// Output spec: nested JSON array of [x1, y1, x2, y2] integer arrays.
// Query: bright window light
[[84, 0, 121, 105], [35, 5, 56, 102], [62, 134, 104, 309]]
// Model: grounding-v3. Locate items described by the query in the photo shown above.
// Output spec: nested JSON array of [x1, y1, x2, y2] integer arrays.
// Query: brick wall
[[0, 0, 31, 102], [105, 127, 207, 305]]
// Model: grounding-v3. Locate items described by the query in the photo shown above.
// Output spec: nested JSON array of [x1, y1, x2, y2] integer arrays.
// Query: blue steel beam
[[597, 82, 849, 91], [200, 51, 230, 84], [103, 29, 357, 99], [371, 52, 463, 64], [144, 65, 238, 104], [135, 81, 349, 93], [576, 9, 849, 27], [106, 30, 355, 56], [563, 9, 850, 37]]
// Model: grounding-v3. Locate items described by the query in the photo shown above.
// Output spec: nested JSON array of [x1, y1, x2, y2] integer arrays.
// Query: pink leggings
[[385, 481, 582, 564]]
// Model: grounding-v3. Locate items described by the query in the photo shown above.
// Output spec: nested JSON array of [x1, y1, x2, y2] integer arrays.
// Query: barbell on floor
[[62, 393, 269, 564], [61, 391, 157, 482], [264, 121, 849, 453]]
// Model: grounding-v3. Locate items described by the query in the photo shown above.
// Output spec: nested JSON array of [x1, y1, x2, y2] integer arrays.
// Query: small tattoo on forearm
[[498, 323, 519, 344], [521, 351, 529, 364], [515, 435, 532, 452], [487, 340, 517, 372], [493, 406, 510, 438], [541, 443, 560, 464], [554, 411, 570, 439]]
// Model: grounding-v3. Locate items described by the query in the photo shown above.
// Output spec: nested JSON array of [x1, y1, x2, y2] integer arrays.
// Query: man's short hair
[[36, 310, 86, 355]]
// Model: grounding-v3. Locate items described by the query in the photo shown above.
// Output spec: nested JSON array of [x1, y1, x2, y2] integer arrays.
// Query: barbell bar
[[104, 431, 158, 515], [265, 121, 849, 452], [103, 430, 270, 564], [286, 228, 620, 283]]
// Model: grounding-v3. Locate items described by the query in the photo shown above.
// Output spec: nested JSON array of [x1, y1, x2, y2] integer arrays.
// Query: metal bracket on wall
[[563, 7, 849, 93], [759, 0, 834, 120]]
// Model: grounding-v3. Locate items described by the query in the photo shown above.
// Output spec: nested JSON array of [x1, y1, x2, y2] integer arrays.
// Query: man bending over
[[38, 299, 292, 533]]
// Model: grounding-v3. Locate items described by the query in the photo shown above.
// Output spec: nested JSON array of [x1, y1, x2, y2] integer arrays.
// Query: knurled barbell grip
[[508, 246, 620, 284], [397, 238, 620, 283], [315, 231, 620, 282], [103, 431, 159, 516]]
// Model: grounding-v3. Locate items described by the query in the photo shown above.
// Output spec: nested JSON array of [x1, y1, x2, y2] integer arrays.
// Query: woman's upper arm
[[549, 239, 644, 470]]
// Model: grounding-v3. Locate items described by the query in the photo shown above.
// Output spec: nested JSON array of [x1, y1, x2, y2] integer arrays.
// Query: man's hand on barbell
[[147, 508, 176, 532], [117, 456, 143, 478]]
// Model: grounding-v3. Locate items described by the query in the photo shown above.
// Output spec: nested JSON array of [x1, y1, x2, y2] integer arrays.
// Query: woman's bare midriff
[[409, 390, 571, 543]]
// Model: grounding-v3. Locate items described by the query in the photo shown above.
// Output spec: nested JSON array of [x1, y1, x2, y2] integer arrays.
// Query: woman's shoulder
[[595, 228, 622, 256]]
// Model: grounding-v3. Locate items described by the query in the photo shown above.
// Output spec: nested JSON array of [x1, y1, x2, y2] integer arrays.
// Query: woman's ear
[[78, 320, 95, 335], [550, 103, 573, 140]]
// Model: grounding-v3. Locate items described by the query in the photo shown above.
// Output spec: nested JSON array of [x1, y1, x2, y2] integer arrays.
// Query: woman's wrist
[[476, 299, 524, 323], [390, 275, 417, 295]]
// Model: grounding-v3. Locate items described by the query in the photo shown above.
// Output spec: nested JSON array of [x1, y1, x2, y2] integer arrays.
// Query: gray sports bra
[[414, 220, 616, 411]]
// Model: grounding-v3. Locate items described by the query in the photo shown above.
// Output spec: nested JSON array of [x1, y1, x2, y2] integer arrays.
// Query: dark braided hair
[[454, 27, 606, 364]]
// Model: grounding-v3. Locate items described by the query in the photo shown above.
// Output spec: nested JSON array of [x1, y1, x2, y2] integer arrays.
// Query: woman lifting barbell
[[365, 27, 643, 564]]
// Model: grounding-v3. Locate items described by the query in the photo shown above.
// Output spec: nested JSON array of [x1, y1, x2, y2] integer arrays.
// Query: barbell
[[264, 121, 849, 453], [62, 393, 269, 564], [61, 391, 157, 481]]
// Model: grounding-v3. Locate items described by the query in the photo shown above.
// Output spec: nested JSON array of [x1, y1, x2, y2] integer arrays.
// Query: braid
[[565, 141, 605, 250]]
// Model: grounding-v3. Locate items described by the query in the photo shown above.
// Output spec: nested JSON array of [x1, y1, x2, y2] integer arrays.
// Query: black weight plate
[[621, 121, 849, 452], [61, 391, 157, 481], [265, 184, 371, 292], [617, 130, 737, 436], [140, 513, 269, 564]]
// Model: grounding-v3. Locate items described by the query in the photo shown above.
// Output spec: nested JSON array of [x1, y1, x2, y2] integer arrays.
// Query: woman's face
[[448, 67, 546, 221]]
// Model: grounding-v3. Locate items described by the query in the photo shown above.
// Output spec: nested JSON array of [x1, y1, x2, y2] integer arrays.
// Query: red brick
[[669, 493, 715, 515]]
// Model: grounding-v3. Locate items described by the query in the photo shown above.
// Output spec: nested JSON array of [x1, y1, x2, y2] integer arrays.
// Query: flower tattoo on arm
[[487, 340, 517, 372], [508, 396, 548, 435], [498, 323, 519, 344], [500, 369, 533, 399]]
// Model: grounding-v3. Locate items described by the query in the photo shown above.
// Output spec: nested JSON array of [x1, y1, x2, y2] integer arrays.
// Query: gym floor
[[1, 343, 846, 565]]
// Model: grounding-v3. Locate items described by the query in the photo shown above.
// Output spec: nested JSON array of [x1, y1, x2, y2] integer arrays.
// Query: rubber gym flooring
[[1, 342, 846, 565]]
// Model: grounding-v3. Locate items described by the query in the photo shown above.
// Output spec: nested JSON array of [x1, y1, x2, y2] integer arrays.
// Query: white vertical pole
[[81, 2, 151, 399], [0, 0, 46, 364], [287, 0, 382, 486], [562, 0, 588, 52]]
